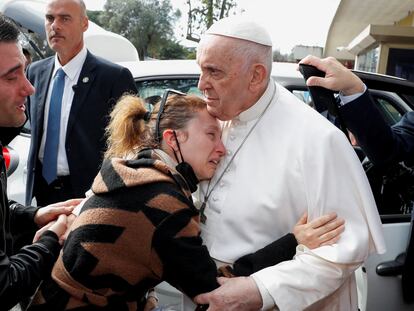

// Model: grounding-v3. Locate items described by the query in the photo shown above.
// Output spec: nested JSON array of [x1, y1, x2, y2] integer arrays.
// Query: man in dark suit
[[300, 55, 414, 304], [26, 0, 137, 206]]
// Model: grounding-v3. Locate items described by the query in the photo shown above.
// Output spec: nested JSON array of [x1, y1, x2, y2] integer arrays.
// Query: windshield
[[136, 78, 201, 107]]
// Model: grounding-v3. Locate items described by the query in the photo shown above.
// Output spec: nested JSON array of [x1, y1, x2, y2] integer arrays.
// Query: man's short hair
[[0, 14, 19, 43], [79, 0, 87, 17]]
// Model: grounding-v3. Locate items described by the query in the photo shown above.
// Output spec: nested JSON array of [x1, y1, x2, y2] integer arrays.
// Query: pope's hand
[[194, 276, 263, 311]]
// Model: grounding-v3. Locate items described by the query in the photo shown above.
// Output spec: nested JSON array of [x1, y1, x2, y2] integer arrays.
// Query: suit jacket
[[25, 51, 137, 205], [340, 90, 414, 303], [340, 90, 414, 168]]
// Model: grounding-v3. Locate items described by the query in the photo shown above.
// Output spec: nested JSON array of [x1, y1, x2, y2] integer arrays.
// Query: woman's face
[[178, 108, 226, 181]]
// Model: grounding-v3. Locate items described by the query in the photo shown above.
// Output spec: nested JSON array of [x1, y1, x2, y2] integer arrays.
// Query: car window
[[373, 97, 403, 125], [292, 90, 313, 105], [136, 78, 201, 108]]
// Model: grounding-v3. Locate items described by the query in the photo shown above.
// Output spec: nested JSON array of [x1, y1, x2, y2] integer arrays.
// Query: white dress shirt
[[186, 80, 386, 311], [338, 84, 367, 105], [39, 46, 87, 176]]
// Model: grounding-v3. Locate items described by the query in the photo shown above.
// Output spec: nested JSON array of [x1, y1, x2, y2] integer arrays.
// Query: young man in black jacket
[[0, 14, 80, 310]]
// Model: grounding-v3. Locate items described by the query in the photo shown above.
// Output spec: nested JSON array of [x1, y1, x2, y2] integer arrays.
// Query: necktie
[[42, 68, 65, 184]]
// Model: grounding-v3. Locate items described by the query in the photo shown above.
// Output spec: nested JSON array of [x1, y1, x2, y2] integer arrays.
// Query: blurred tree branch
[[186, 0, 237, 43]]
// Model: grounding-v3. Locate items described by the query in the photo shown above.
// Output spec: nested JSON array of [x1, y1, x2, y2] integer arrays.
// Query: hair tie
[[143, 111, 151, 122]]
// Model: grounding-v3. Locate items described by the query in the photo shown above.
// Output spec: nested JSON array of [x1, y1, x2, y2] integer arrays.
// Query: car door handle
[[376, 252, 405, 276]]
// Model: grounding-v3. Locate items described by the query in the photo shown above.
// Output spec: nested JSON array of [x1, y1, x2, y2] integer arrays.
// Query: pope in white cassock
[[185, 16, 387, 311]]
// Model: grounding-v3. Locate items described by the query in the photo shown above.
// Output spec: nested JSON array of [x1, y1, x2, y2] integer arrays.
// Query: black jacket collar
[[0, 126, 23, 146]]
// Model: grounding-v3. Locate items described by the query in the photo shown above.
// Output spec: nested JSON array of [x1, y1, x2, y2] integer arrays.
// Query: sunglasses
[[155, 88, 186, 143]]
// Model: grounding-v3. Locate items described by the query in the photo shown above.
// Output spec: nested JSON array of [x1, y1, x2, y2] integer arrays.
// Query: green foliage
[[186, 0, 237, 42], [98, 0, 181, 60], [87, 10, 104, 27], [156, 40, 196, 59]]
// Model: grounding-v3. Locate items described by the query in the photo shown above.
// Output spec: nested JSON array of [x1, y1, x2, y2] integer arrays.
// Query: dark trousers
[[34, 164, 75, 206]]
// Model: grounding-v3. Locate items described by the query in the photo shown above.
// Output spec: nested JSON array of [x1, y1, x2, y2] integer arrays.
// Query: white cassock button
[[230, 135, 236, 140], [227, 150, 232, 156], [219, 182, 225, 187], [213, 197, 218, 201]]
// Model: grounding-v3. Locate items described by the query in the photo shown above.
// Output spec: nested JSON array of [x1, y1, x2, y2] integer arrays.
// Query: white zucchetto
[[205, 16, 272, 47]]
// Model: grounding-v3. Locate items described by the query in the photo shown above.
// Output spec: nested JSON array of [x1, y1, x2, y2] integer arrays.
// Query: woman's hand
[[34, 198, 83, 227], [33, 214, 68, 245], [293, 212, 345, 249]]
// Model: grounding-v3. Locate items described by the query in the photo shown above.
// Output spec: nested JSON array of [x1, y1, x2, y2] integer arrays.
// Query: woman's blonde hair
[[105, 94, 207, 158]]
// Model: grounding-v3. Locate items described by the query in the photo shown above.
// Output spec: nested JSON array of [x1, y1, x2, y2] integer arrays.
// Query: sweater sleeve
[[232, 233, 298, 276], [152, 208, 219, 299]]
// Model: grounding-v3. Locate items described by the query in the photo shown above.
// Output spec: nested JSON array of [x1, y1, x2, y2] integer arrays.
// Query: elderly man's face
[[197, 35, 253, 121], [0, 42, 34, 127]]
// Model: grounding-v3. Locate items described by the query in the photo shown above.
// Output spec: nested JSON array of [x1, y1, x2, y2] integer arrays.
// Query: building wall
[[396, 12, 414, 26], [353, 12, 414, 79]]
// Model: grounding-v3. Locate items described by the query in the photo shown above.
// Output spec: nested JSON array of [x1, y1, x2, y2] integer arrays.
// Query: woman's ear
[[162, 129, 178, 151]]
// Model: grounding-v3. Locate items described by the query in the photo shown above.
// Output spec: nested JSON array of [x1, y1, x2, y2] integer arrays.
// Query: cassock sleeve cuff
[[251, 274, 277, 310]]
